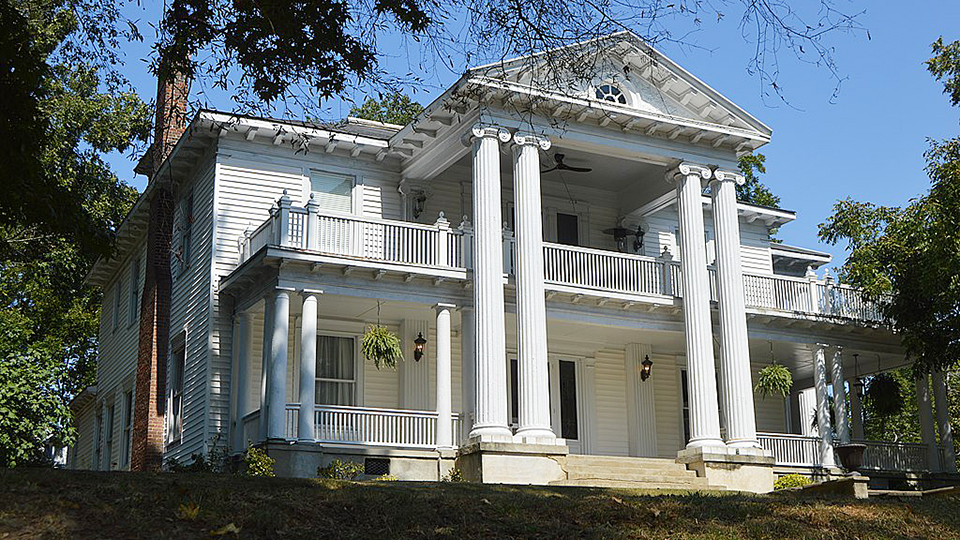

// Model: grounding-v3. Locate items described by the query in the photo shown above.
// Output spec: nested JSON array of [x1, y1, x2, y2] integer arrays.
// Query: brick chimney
[[130, 65, 190, 472]]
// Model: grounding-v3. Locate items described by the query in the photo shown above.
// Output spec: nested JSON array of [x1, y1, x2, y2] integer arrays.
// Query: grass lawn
[[2, 468, 960, 539]]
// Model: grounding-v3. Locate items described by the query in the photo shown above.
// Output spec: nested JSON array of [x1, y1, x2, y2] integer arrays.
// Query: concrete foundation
[[457, 440, 569, 485], [676, 446, 776, 493], [264, 442, 456, 480]]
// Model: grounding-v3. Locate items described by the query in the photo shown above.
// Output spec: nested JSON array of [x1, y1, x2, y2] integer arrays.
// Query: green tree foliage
[[350, 93, 424, 126], [819, 37, 960, 376], [736, 153, 781, 209], [0, 0, 149, 466]]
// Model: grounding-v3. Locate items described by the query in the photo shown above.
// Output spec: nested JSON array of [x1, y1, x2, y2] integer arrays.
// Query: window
[[168, 334, 186, 444], [178, 191, 194, 274], [509, 359, 520, 426], [310, 171, 353, 213], [558, 360, 579, 440], [112, 281, 122, 330], [595, 84, 627, 105], [556, 213, 580, 246], [121, 391, 133, 468], [680, 369, 690, 445], [94, 410, 103, 471], [104, 404, 115, 470], [128, 258, 140, 325], [316, 336, 356, 406]]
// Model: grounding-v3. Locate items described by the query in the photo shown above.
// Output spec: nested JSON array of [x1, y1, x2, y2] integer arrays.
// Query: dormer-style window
[[595, 84, 627, 105]]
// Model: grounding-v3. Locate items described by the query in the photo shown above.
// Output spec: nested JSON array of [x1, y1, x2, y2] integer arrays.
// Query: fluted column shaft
[[917, 374, 942, 472], [710, 171, 759, 448], [435, 303, 455, 448], [512, 133, 555, 440], [266, 289, 291, 440], [232, 311, 254, 451], [460, 305, 476, 440], [468, 125, 512, 439], [813, 345, 836, 468], [830, 348, 850, 444], [669, 163, 724, 449], [932, 370, 958, 473], [258, 296, 273, 441], [298, 290, 320, 442]]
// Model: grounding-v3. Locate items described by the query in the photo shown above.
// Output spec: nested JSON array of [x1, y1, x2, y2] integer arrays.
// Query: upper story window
[[595, 84, 627, 105], [128, 257, 140, 325], [310, 171, 353, 214]]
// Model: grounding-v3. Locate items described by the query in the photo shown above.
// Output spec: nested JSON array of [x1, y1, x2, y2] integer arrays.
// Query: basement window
[[364, 458, 390, 476]]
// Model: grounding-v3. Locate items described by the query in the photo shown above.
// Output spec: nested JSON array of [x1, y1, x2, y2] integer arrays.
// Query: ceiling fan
[[542, 153, 593, 174]]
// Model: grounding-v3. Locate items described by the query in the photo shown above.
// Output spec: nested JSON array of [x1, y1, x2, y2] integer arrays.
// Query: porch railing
[[543, 242, 666, 297], [758, 432, 939, 471], [271, 404, 460, 448], [240, 410, 260, 448]]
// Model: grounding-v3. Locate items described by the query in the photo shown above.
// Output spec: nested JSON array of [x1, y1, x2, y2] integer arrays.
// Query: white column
[[467, 125, 513, 439], [710, 170, 759, 449], [460, 305, 476, 440], [917, 373, 942, 472], [812, 344, 836, 468], [298, 290, 320, 442], [830, 348, 850, 444], [668, 163, 725, 450], [266, 288, 291, 440], [512, 133, 555, 440], [848, 378, 865, 440], [932, 370, 958, 473], [258, 296, 273, 442], [232, 311, 254, 451], [435, 303, 455, 448]]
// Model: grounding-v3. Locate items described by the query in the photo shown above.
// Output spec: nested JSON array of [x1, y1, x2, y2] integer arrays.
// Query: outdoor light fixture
[[640, 355, 653, 382], [414, 332, 427, 361], [412, 191, 427, 219], [603, 225, 632, 252], [853, 353, 865, 398], [632, 226, 645, 253]]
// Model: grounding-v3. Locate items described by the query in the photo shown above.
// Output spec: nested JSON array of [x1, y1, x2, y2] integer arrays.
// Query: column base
[[726, 438, 763, 449], [677, 446, 775, 493], [468, 424, 514, 442], [685, 437, 727, 451], [515, 426, 557, 443]]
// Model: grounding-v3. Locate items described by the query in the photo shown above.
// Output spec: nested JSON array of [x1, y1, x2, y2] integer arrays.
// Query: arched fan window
[[595, 84, 627, 104]]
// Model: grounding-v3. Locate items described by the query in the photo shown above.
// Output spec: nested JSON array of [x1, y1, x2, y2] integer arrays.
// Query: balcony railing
[[279, 404, 462, 448], [240, 195, 882, 324], [758, 432, 942, 471]]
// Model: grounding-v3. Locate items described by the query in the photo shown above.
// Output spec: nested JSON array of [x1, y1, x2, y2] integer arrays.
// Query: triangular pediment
[[466, 32, 771, 142]]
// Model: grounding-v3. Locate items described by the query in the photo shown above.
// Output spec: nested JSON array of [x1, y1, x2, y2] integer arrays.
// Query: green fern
[[362, 325, 404, 369], [754, 363, 793, 399]]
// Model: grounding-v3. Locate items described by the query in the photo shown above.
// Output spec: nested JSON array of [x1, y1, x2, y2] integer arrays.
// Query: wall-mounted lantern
[[412, 191, 427, 219], [414, 332, 427, 361], [633, 226, 645, 253], [640, 355, 653, 382], [603, 225, 631, 252]]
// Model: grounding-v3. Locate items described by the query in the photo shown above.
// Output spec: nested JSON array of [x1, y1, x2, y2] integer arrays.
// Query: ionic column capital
[[463, 124, 511, 146], [512, 132, 551, 151], [665, 162, 712, 184], [711, 169, 745, 186]]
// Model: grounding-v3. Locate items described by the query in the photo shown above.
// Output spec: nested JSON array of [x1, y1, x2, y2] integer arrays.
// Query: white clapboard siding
[[166, 158, 216, 462], [654, 355, 683, 457], [740, 221, 774, 274], [593, 349, 630, 456], [69, 401, 97, 470]]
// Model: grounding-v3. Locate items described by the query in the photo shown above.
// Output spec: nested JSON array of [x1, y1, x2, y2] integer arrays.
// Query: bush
[[373, 474, 399, 481], [774, 473, 812, 490], [242, 446, 275, 477], [441, 468, 465, 482], [318, 459, 364, 480]]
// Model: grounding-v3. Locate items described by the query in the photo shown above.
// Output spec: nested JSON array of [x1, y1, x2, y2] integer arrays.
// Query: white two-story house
[[70, 32, 957, 492]]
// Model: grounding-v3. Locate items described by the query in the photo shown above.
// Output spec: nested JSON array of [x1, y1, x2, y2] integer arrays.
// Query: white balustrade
[[758, 432, 824, 467], [543, 242, 666, 296], [744, 273, 813, 313], [240, 410, 260, 448], [285, 404, 299, 440], [305, 405, 462, 448]]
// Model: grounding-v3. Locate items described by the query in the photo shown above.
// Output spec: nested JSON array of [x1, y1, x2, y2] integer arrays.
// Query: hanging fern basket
[[754, 364, 793, 399], [865, 372, 903, 416], [362, 324, 404, 370]]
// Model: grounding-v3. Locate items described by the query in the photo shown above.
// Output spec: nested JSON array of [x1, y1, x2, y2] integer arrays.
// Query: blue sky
[[109, 2, 959, 271]]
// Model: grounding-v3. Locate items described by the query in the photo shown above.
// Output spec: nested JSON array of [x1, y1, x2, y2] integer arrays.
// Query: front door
[[550, 357, 583, 454]]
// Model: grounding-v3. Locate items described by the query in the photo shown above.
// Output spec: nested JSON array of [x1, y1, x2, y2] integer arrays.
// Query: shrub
[[373, 474, 399, 481], [361, 325, 403, 369], [441, 468, 465, 482], [242, 445, 275, 477], [755, 364, 793, 399], [318, 459, 364, 480], [774, 473, 812, 490]]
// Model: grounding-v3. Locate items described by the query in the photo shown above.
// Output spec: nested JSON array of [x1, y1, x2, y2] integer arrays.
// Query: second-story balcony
[[237, 197, 885, 325]]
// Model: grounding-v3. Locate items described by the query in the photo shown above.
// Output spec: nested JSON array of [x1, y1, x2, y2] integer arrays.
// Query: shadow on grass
[[2, 468, 960, 539]]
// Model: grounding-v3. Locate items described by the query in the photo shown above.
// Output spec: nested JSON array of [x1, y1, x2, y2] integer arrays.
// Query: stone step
[[552, 478, 729, 491], [566, 471, 708, 484], [566, 456, 687, 471], [565, 462, 691, 474]]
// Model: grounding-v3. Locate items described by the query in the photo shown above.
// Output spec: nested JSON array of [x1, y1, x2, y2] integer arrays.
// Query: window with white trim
[[112, 281, 122, 330], [128, 257, 140, 325], [121, 391, 133, 468], [104, 404, 115, 470], [315, 336, 356, 406], [168, 333, 186, 444], [310, 171, 353, 214]]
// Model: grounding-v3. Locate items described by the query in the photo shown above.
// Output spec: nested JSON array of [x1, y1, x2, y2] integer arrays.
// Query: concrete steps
[[550, 454, 729, 492]]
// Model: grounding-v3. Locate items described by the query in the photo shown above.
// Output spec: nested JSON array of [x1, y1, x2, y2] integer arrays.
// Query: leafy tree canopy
[[737, 153, 781, 209], [818, 37, 960, 375], [0, 0, 148, 467], [349, 93, 424, 126]]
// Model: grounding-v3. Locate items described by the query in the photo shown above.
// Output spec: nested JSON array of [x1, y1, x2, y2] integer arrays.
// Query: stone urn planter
[[835, 443, 867, 471]]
